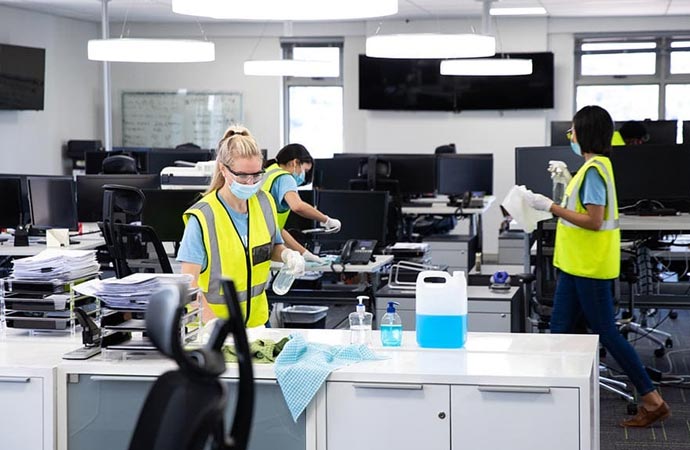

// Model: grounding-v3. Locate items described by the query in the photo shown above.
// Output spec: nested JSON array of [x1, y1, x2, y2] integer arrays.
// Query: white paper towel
[[501, 186, 553, 233]]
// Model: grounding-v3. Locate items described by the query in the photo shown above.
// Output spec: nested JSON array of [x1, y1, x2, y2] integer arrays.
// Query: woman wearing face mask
[[177, 126, 306, 325], [261, 143, 342, 263], [522, 105, 670, 428]]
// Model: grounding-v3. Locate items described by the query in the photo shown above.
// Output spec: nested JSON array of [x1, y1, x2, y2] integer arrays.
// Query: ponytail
[[204, 125, 262, 196]]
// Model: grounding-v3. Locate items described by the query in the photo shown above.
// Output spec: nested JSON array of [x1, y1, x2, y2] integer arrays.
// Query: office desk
[[267, 255, 394, 312], [0, 234, 105, 257], [402, 196, 495, 238]]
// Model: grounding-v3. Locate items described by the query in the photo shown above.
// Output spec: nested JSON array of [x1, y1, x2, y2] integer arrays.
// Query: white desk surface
[[0, 328, 597, 387], [0, 234, 105, 257], [402, 196, 495, 215], [619, 213, 690, 231], [270, 254, 394, 273]]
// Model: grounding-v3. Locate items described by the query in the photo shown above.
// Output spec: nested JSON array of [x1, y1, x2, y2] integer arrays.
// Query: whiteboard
[[122, 91, 242, 149]]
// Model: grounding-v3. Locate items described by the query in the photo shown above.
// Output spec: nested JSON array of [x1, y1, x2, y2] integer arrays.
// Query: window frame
[[574, 33, 690, 120], [281, 38, 344, 151]]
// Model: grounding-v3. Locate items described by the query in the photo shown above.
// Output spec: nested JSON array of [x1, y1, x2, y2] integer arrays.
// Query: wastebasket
[[281, 305, 328, 329]]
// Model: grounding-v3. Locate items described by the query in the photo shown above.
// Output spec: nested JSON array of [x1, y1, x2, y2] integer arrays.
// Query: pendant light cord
[[119, 3, 131, 38], [248, 22, 269, 61]]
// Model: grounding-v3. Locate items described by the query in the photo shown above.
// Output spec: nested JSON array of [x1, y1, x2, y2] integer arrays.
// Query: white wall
[[4, 10, 690, 254], [0, 5, 101, 175]]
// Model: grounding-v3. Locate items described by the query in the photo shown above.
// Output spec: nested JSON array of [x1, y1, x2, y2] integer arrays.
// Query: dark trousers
[[551, 271, 655, 395]]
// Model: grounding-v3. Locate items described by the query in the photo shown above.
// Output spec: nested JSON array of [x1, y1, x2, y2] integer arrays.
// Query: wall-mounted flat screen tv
[[0, 43, 46, 110], [359, 52, 554, 112]]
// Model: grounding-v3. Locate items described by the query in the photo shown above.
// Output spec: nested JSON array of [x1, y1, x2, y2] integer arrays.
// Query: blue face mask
[[292, 169, 306, 185], [230, 180, 261, 200], [570, 141, 582, 156]]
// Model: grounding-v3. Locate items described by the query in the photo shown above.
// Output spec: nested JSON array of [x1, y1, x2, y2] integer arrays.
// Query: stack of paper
[[73, 273, 194, 310], [11, 249, 100, 282]]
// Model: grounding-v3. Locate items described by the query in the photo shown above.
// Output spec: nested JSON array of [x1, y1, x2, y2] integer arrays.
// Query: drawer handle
[[90, 375, 158, 382], [352, 383, 423, 391], [478, 386, 551, 394], [0, 377, 30, 383]]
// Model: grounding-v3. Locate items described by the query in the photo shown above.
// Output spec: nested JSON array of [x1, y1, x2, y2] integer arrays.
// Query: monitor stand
[[13, 226, 29, 247]]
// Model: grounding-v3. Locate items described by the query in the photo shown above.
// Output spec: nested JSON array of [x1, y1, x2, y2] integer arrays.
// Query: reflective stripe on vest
[[183, 189, 277, 326], [553, 156, 620, 280], [260, 163, 291, 229]]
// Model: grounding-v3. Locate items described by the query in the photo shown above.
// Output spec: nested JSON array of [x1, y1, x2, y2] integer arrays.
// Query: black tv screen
[[0, 43, 45, 110], [359, 52, 554, 112]]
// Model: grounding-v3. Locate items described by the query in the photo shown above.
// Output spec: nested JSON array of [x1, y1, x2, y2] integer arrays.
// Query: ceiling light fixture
[[440, 58, 533, 76], [88, 38, 215, 63], [366, 33, 496, 59], [489, 7, 547, 16], [441, 0, 533, 76], [243, 59, 339, 77], [172, 0, 398, 21]]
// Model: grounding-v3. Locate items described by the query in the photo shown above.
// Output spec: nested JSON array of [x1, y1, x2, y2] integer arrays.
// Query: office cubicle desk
[[535, 214, 690, 309], [402, 195, 495, 244], [50, 328, 599, 450]]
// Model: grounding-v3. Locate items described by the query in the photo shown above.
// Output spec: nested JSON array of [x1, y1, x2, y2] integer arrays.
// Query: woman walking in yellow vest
[[523, 106, 670, 428], [177, 126, 306, 326], [261, 144, 342, 262]]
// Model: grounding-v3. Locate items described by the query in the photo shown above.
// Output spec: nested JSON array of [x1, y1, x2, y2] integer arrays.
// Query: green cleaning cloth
[[223, 337, 291, 364]]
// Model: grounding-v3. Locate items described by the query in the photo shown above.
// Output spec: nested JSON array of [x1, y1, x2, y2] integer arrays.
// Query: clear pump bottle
[[380, 301, 402, 347], [272, 266, 295, 296], [349, 295, 373, 345]]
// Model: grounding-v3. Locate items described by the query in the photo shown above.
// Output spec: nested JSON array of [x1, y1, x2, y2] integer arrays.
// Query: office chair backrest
[[129, 279, 254, 450], [100, 184, 172, 278], [102, 154, 138, 174]]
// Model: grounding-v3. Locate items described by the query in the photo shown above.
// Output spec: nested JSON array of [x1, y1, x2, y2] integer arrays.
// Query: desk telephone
[[338, 239, 377, 265]]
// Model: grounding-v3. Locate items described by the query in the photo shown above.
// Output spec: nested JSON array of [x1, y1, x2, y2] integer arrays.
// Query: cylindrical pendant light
[[441, 58, 533, 76], [88, 38, 215, 63], [366, 34, 496, 59], [244, 60, 339, 77]]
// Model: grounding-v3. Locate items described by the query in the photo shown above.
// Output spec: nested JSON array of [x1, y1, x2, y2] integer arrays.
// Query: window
[[282, 40, 344, 158], [575, 35, 690, 142]]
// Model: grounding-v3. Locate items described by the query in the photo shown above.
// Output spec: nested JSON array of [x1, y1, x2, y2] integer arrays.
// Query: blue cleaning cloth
[[274, 333, 386, 421]]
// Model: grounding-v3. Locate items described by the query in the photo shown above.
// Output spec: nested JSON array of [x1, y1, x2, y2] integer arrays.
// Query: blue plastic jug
[[415, 271, 467, 349]]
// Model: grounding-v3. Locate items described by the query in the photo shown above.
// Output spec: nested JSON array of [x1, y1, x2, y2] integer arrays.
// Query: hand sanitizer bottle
[[349, 295, 373, 345], [380, 301, 403, 347]]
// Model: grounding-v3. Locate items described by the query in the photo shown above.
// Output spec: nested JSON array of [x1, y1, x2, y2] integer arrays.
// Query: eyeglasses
[[223, 164, 265, 183], [566, 128, 573, 141]]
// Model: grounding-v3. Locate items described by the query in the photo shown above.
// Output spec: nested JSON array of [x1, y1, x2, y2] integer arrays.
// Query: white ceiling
[[1, 0, 690, 23]]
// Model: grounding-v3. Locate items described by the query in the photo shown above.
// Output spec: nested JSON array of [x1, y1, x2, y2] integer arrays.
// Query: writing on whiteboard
[[122, 92, 242, 148]]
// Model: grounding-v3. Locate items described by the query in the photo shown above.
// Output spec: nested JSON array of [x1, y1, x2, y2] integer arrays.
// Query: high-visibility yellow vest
[[261, 163, 292, 229], [183, 190, 278, 327], [611, 130, 626, 146], [553, 155, 620, 279]]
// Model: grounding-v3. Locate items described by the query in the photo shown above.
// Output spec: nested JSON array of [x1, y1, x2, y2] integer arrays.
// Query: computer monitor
[[621, 120, 678, 145], [383, 154, 437, 197], [610, 146, 690, 208], [437, 154, 494, 197], [550, 121, 572, 146], [144, 148, 214, 175], [312, 157, 364, 190], [315, 190, 388, 251], [283, 190, 316, 232], [27, 177, 78, 230], [515, 146, 584, 197], [141, 189, 201, 242], [683, 121, 690, 145], [76, 174, 160, 222], [0, 176, 24, 228]]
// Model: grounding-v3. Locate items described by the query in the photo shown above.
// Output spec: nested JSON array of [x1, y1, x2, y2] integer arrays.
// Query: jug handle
[[419, 271, 451, 284]]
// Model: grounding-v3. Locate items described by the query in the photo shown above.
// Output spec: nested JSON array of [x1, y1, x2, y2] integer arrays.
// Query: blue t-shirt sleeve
[[579, 167, 607, 206], [269, 174, 298, 213], [176, 215, 208, 271]]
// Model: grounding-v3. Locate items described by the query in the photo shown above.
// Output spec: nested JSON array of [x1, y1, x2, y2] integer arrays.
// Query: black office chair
[[349, 156, 403, 244], [129, 278, 254, 450], [102, 154, 139, 174], [99, 184, 172, 278]]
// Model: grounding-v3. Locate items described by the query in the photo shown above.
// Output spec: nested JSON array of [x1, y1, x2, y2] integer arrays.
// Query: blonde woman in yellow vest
[[523, 106, 669, 428], [261, 143, 342, 263], [177, 126, 306, 326]]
